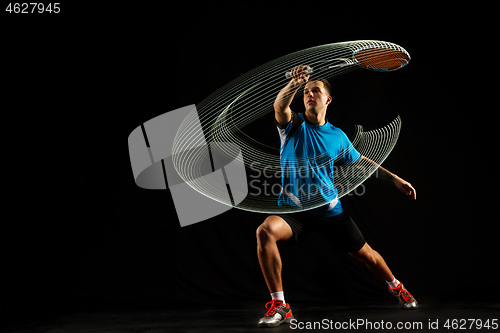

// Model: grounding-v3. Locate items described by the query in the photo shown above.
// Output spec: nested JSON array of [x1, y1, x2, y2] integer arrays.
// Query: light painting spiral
[[171, 40, 410, 214]]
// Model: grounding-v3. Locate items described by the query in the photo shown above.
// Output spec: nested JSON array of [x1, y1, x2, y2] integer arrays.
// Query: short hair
[[316, 78, 332, 96]]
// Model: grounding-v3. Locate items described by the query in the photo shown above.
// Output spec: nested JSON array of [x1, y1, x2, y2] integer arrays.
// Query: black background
[[2, 1, 497, 325]]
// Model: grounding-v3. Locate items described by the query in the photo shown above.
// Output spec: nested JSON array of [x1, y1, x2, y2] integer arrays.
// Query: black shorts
[[277, 211, 366, 253]]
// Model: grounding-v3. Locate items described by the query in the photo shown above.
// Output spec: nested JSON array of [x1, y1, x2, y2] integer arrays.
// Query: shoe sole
[[401, 301, 418, 310], [257, 315, 294, 328]]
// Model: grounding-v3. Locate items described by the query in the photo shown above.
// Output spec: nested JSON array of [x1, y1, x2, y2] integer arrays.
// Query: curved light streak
[[171, 40, 409, 213]]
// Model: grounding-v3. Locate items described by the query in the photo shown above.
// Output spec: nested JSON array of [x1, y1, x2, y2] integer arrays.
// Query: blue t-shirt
[[276, 112, 361, 217]]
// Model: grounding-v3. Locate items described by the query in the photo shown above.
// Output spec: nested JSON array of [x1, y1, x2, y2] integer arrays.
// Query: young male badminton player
[[257, 65, 418, 328]]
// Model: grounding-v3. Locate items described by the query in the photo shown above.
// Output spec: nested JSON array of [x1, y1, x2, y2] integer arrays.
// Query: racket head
[[353, 46, 410, 72]]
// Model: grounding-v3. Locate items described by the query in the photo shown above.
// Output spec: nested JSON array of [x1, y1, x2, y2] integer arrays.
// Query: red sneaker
[[257, 299, 294, 328], [388, 283, 418, 309]]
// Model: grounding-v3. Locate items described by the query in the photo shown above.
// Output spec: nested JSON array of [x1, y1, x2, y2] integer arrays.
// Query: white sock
[[386, 277, 400, 289], [270, 291, 285, 304]]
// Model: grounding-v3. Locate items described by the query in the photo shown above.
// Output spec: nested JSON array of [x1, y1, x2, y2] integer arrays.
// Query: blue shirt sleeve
[[336, 128, 361, 165]]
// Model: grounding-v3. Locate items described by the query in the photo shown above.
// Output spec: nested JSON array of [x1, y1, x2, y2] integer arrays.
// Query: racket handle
[[285, 68, 314, 79]]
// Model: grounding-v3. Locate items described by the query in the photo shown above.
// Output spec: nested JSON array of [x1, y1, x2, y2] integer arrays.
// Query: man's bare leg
[[256, 215, 294, 294], [349, 243, 394, 282], [256, 215, 296, 328], [350, 243, 418, 309]]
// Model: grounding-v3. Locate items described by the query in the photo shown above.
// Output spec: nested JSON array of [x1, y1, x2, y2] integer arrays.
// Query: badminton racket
[[285, 42, 410, 79]]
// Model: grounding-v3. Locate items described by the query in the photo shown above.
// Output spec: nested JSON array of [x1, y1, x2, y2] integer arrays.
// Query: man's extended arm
[[274, 65, 311, 127], [359, 155, 416, 200]]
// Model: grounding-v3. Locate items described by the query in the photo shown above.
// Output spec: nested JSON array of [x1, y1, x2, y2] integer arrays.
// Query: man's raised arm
[[274, 65, 311, 127]]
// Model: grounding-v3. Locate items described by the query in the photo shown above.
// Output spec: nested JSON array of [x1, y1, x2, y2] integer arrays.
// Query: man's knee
[[256, 216, 276, 242], [350, 243, 377, 265], [256, 215, 289, 244], [256, 224, 269, 243]]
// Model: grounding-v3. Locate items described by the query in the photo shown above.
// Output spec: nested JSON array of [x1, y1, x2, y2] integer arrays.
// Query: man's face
[[303, 81, 331, 112]]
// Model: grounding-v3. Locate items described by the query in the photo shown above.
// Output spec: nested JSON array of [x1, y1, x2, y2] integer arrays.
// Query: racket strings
[[354, 48, 410, 71]]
